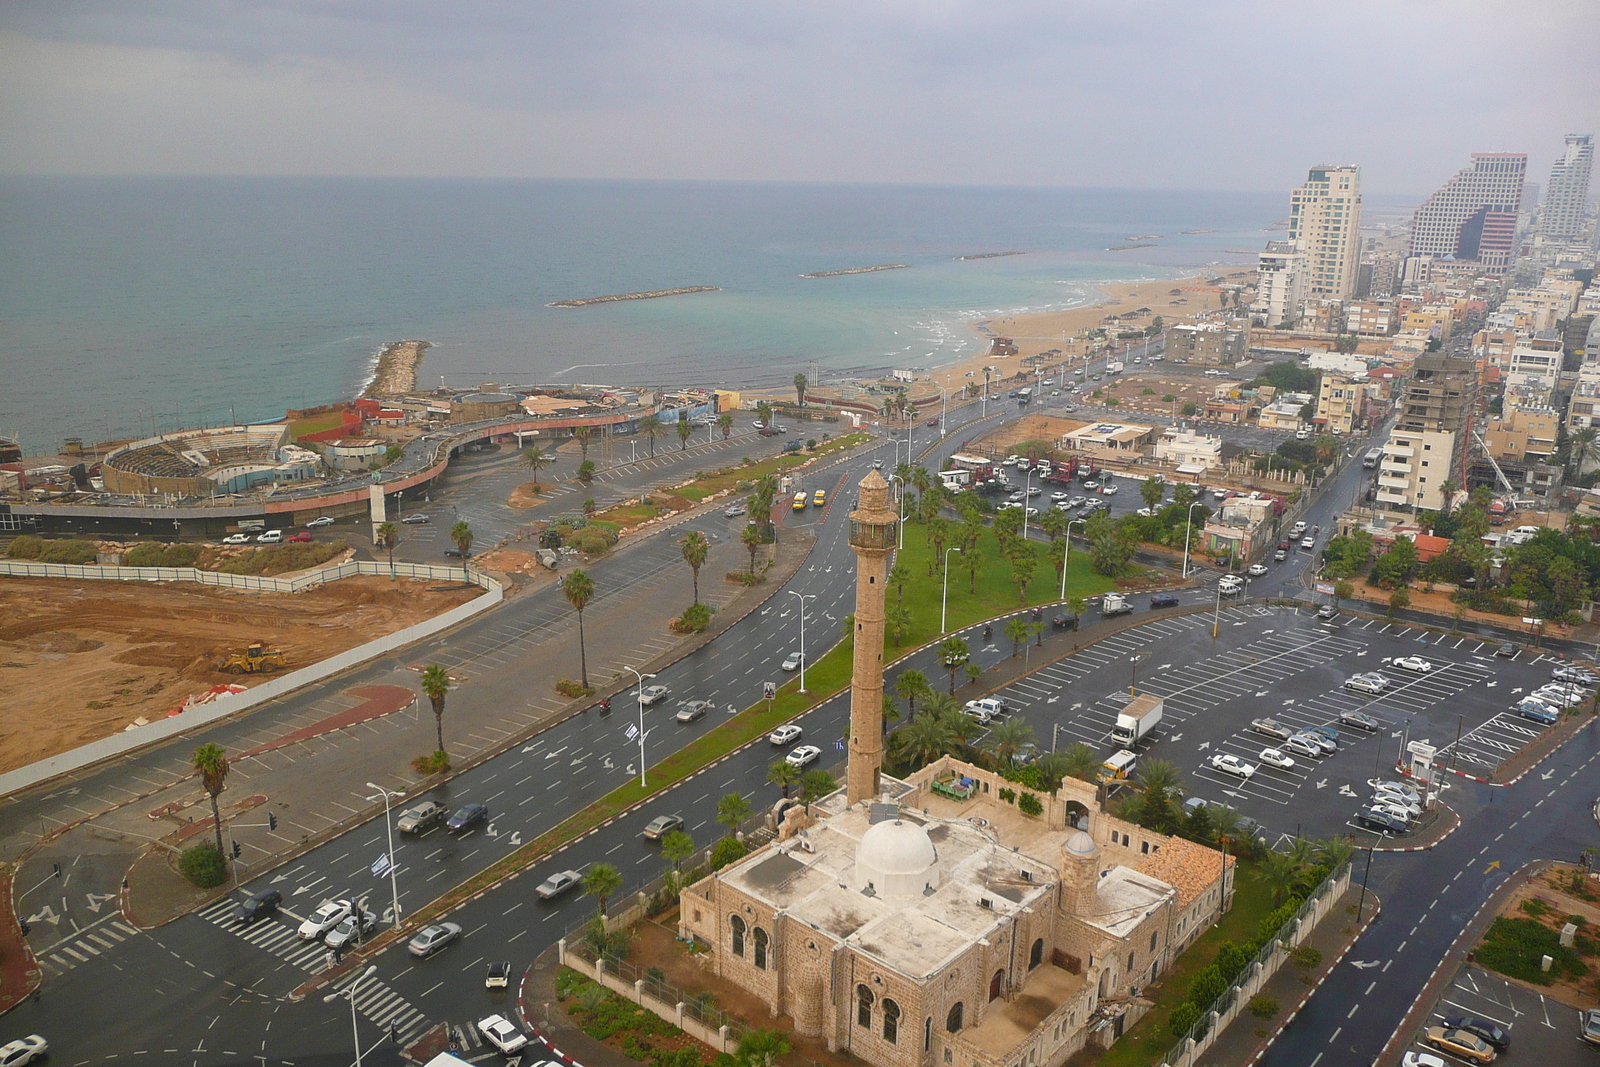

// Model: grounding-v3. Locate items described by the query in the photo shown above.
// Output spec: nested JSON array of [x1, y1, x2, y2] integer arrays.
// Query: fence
[[0, 560, 502, 797], [560, 929, 749, 1053], [1158, 861, 1353, 1067]]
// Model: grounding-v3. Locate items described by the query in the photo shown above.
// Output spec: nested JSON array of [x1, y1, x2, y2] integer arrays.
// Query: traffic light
[[231, 840, 242, 859], [268, 812, 277, 832]]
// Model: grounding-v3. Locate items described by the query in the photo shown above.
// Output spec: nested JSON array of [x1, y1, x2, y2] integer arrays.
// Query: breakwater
[[363, 340, 431, 397], [1105, 244, 1157, 251], [800, 264, 909, 278], [956, 251, 1025, 260], [548, 286, 720, 308]]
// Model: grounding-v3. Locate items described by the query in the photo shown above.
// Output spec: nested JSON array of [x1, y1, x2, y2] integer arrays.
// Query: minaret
[[847, 469, 897, 805]]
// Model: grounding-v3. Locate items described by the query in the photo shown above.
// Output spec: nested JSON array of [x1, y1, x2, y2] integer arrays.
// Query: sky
[[2, 1, 1597, 196]]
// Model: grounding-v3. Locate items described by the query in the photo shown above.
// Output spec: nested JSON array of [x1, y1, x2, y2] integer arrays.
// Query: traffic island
[[0, 864, 40, 1013]]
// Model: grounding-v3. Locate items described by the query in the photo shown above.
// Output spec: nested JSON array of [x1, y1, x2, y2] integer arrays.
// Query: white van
[[256, 530, 284, 544], [1218, 574, 1245, 595]]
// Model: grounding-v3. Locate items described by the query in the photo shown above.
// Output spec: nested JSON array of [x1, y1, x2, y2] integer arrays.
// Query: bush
[[676, 603, 712, 632], [1477, 917, 1589, 984], [411, 750, 451, 775], [1167, 1001, 1201, 1037], [1185, 964, 1229, 1011], [711, 836, 748, 870], [1017, 792, 1043, 816], [178, 843, 228, 887], [6, 535, 44, 559], [577, 460, 596, 482], [122, 542, 205, 568], [1289, 944, 1322, 969], [556, 678, 594, 698], [216, 540, 349, 576], [998, 787, 1017, 804], [38, 539, 100, 564], [569, 527, 616, 554], [1248, 994, 1279, 1019]]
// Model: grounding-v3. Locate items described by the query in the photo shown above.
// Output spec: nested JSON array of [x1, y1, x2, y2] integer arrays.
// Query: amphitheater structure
[[101, 426, 321, 497]]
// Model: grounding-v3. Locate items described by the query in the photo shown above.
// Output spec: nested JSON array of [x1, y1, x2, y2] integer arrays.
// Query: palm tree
[[1314, 835, 1356, 872], [661, 830, 695, 872], [737, 1030, 792, 1067], [520, 444, 552, 488], [934, 696, 982, 749], [1208, 803, 1245, 854], [676, 413, 693, 452], [562, 569, 596, 688], [375, 520, 399, 579], [420, 664, 450, 753], [1436, 477, 1459, 516], [1258, 847, 1306, 904], [755, 401, 773, 427], [449, 520, 473, 577], [983, 719, 1035, 766], [191, 742, 230, 872], [638, 414, 663, 457], [680, 531, 709, 604], [937, 636, 970, 693], [741, 523, 763, 574], [1138, 757, 1183, 827], [718, 412, 734, 441], [894, 669, 933, 717], [887, 602, 913, 646], [716, 793, 751, 835], [911, 466, 932, 499], [793, 373, 807, 407], [767, 759, 801, 798], [1172, 481, 1196, 509], [1571, 427, 1600, 475], [799, 769, 837, 810], [1140, 476, 1165, 510], [1005, 616, 1029, 657], [889, 709, 956, 768], [572, 426, 593, 464], [582, 862, 622, 916], [1057, 742, 1101, 784], [880, 692, 901, 735]]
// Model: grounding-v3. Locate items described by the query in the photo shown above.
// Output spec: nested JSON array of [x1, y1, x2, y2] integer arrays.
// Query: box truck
[[1111, 693, 1163, 746]]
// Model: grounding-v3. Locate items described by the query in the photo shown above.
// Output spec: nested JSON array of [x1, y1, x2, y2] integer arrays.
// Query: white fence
[[0, 560, 502, 797]]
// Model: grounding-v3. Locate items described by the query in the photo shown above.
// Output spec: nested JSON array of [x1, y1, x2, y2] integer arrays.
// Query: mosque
[[677, 470, 1233, 1067]]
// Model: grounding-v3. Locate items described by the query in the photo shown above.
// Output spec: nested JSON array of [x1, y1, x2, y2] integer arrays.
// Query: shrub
[[577, 460, 596, 482], [411, 750, 451, 775], [216, 540, 348, 576], [1477, 916, 1589, 984], [1185, 964, 1229, 1011], [1017, 792, 1043, 816], [1214, 940, 1251, 982], [711, 836, 748, 870], [178, 843, 228, 887], [1162, 394, 1176, 403], [676, 603, 712, 632], [1167, 1001, 1201, 1037], [1248, 994, 1279, 1019], [556, 678, 594, 698], [6, 535, 44, 559], [38, 539, 100, 564], [569, 527, 616, 554], [122, 542, 205, 567], [1289, 944, 1322, 969], [998, 787, 1017, 804]]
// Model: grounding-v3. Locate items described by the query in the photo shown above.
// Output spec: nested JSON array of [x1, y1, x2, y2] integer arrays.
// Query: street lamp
[[1212, 579, 1224, 639], [1129, 654, 1143, 698], [623, 666, 654, 788], [364, 782, 404, 930], [788, 591, 815, 693], [889, 474, 907, 549], [1062, 518, 1087, 599], [1021, 467, 1035, 540], [324, 964, 378, 1067], [1181, 501, 1206, 578], [941, 547, 962, 633], [939, 389, 949, 437]]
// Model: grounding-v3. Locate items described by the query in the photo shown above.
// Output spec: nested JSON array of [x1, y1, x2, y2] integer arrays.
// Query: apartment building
[[1393, 352, 1478, 486], [1566, 363, 1600, 433], [1253, 241, 1306, 326], [1344, 301, 1395, 337], [1259, 392, 1314, 431], [1507, 333, 1563, 390], [1542, 134, 1594, 242], [1315, 373, 1364, 435], [1471, 328, 1519, 367], [1358, 250, 1402, 300], [1375, 429, 1457, 512], [1166, 321, 1247, 365], [1287, 165, 1363, 298], [1410, 153, 1527, 268]]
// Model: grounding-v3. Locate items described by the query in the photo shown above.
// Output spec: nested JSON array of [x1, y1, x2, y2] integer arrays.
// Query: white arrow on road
[[1196, 741, 1211, 751], [1256, 690, 1269, 697], [521, 743, 542, 754], [1233, 621, 1247, 627], [1071, 702, 1083, 710], [1391, 730, 1403, 737], [1486, 682, 1498, 688], [1316, 779, 1328, 790], [25, 905, 60, 927], [1282, 699, 1297, 706], [544, 747, 568, 760], [727, 704, 739, 716], [1355, 650, 1368, 657], [1509, 686, 1521, 693], [1339, 785, 1358, 797], [1541, 769, 1556, 780], [293, 884, 321, 896], [1349, 960, 1380, 970], [1222, 789, 1244, 799], [1046, 696, 1060, 704], [1159, 663, 1172, 670], [1169, 732, 1183, 742], [486, 823, 498, 838], [509, 832, 522, 847], [602, 756, 614, 770], [626, 764, 636, 776], [271, 873, 290, 884], [84, 892, 117, 913]]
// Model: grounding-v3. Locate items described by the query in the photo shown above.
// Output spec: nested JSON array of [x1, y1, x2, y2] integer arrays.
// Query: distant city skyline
[[1, 2, 1597, 195]]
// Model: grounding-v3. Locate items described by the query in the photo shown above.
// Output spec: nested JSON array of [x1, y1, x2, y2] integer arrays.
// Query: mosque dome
[[856, 819, 940, 897], [1064, 830, 1099, 858]]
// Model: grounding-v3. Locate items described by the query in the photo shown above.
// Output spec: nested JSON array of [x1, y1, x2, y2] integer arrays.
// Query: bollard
[[1562, 923, 1578, 948], [1541, 954, 1554, 972], [635, 979, 645, 1004]]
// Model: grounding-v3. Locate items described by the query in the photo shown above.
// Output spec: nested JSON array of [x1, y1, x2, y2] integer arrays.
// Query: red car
[[926, 417, 939, 426], [287, 532, 314, 543]]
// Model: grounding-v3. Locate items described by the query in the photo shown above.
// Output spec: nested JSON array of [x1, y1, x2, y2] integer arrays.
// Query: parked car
[[1423, 1026, 1496, 1064], [1374, 781, 1422, 803], [1370, 797, 1420, 822], [306, 515, 336, 528], [1247, 563, 1268, 577], [675, 700, 712, 723], [0, 1037, 48, 1067], [782, 652, 803, 671], [1259, 748, 1296, 770], [234, 889, 283, 924], [535, 870, 583, 900], [1581, 1007, 1600, 1046], [1304, 724, 1341, 745], [786, 745, 822, 769], [1208, 753, 1255, 779], [1150, 593, 1180, 608], [324, 907, 377, 950], [1101, 484, 1118, 496], [407, 922, 463, 957], [1339, 710, 1381, 731], [485, 961, 513, 989], [1344, 674, 1387, 694], [397, 800, 447, 833], [1552, 665, 1598, 685], [401, 514, 429, 524], [446, 803, 489, 832], [1517, 701, 1560, 725], [642, 815, 684, 840], [964, 697, 1008, 723], [638, 685, 670, 706], [1493, 642, 1517, 657], [298, 899, 353, 940], [1535, 684, 1585, 706], [1357, 807, 1409, 834], [1295, 731, 1337, 756], [769, 724, 803, 746], [1389, 655, 1434, 673], [1250, 717, 1293, 740], [222, 532, 251, 544], [256, 530, 284, 544], [1282, 735, 1323, 759]]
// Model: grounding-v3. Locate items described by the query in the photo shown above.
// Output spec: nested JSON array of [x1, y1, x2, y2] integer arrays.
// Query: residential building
[[1400, 304, 1455, 341], [1409, 153, 1527, 268], [1259, 392, 1314, 431], [1393, 352, 1478, 486], [1345, 301, 1395, 337], [1315, 373, 1364, 435], [1287, 165, 1363, 298], [1153, 427, 1222, 471], [1166, 321, 1247, 365], [1483, 404, 1560, 465], [1471, 328, 1519, 368], [1203, 388, 1264, 425], [1375, 429, 1456, 512], [1253, 241, 1307, 326], [1470, 398, 1564, 502], [1506, 333, 1563, 390], [1358, 250, 1402, 300], [1203, 496, 1279, 564], [1566, 363, 1600, 433], [1299, 300, 1345, 335], [1542, 134, 1594, 241]]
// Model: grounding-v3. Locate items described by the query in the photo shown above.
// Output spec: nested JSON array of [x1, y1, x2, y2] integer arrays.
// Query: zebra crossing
[[195, 895, 432, 1046], [38, 917, 143, 978]]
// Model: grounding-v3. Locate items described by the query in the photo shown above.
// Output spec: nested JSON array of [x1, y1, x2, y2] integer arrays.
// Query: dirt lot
[[0, 575, 482, 774], [1088, 371, 1217, 418], [971, 414, 1089, 455]]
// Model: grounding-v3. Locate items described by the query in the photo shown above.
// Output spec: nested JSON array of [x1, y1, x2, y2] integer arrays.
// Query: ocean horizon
[[0, 176, 1414, 455]]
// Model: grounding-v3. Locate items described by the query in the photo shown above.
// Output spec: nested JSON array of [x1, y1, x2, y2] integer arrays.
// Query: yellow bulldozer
[[219, 642, 288, 675]]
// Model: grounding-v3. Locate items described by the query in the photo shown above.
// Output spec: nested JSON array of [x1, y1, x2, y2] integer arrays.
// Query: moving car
[[287, 531, 314, 543], [222, 532, 251, 544], [1217, 575, 1245, 596], [642, 815, 684, 840], [407, 921, 462, 957], [1344, 674, 1387, 694], [793, 492, 808, 511], [446, 803, 489, 832], [769, 724, 803, 746], [786, 744, 822, 768], [1250, 717, 1293, 740], [478, 1014, 529, 1054], [1315, 604, 1337, 621], [1101, 483, 1118, 496], [234, 889, 283, 924], [306, 516, 336, 528], [1247, 563, 1268, 577], [1300, 536, 1316, 549], [1149, 593, 1180, 608], [1274, 549, 1288, 562], [638, 685, 670, 706], [723, 503, 747, 518], [1291, 521, 1308, 536], [257, 530, 284, 544], [675, 700, 712, 723], [298, 899, 353, 940], [813, 490, 826, 507], [1208, 753, 1255, 779], [1259, 748, 1296, 770], [324, 907, 377, 950], [0, 1037, 48, 1067], [485, 961, 513, 990], [781, 650, 804, 671], [1339, 710, 1381, 731], [1423, 1026, 1496, 1064], [401, 514, 429, 524], [1389, 655, 1434, 673], [397, 800, 447, 833], [535, 870, 583, 899]]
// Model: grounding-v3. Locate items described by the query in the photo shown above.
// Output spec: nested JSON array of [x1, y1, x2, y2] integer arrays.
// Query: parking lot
[[1402, 964, 1594, 1066], [972, 606, 1574, 844]]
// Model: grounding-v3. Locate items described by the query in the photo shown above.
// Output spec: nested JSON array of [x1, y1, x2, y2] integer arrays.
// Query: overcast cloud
[[1, 1, 1595, 194]]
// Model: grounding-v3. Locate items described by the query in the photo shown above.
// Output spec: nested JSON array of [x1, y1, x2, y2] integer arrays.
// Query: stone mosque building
[[677, 470, 1233, 1067]]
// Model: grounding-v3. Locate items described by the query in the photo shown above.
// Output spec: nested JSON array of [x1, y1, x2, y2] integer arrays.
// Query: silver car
[[407, 921, 462, 957], [324, 907, 377, 950], [396, 800, 447, 833]]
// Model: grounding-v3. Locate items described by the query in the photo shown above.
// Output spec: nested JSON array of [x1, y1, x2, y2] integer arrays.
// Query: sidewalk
[[520, 942, 642, 1067]]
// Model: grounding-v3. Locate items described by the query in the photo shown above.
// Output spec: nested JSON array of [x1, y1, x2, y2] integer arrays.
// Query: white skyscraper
[[1542, 134, 1594, 241], [1286, 165, 1363, 298], [1410, 153, 1527, 266]]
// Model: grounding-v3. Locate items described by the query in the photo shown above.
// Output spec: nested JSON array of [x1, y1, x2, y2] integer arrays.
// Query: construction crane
[[1471, 429, 1518, 496]]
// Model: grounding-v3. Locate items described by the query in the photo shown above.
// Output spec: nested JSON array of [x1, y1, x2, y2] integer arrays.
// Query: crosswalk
[[38, 917, 143, 978], [195, 895, 432, 1046]]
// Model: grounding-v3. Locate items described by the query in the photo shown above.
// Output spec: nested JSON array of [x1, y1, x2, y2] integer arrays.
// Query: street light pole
[[1182, 501, 1205, 578], [942, 547, 962, 633], [364, 783, 403, 930], [1062, 518, 1086, 600], [324, 965, 378, 1067], [889, 475, 907, 549], [1212, 580, 1224, 639], [623, 666, 654, 788], [1130, 654, 1142, 698], [788, 591, 815, 693], [1021, 468, 1034, 539]]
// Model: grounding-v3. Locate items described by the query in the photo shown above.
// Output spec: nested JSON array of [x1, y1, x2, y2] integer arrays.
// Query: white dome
[[856, 819, 939, 897], [1064, 830, 1099, 858]]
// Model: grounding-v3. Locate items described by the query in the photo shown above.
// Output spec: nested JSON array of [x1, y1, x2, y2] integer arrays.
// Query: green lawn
[[1092, 866, 1273, 1067]]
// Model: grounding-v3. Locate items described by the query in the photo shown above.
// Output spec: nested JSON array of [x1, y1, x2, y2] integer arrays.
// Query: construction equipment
[[219, 642, 287, 675]]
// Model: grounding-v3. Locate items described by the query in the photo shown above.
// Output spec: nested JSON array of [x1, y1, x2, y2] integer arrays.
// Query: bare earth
[[0, 575, 481, 774]]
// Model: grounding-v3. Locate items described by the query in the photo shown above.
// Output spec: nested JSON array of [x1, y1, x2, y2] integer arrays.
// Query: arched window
[[946, 1002, 964, 1033], [730, 915, 745, 957], [989, 969, 1005, 1001], [883, 999, 901, 1044], [753, 927, 769, 969], [857, 985, 874, 1028], [1030, 938, 1044, 970], [924, 1017, 932, 1051]]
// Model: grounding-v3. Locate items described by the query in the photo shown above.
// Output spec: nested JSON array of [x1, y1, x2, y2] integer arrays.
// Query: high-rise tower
[[1286, 165, 1363, 298], [1410, 153, 1527, 268], [1543, 134, 1594, 242], [846, 469, 897, 805]]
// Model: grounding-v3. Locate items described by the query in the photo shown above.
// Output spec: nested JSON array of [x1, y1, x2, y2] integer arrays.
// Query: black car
[[1051, 614, 1079, 630], [1356, 807, 1407, 834], [1149, 594, 1180, 608], [1338, 710, 1381, 731], [447, 803, 489, 832], [234, 889, 283, 924], [1444, 1016, 1510, 1052]]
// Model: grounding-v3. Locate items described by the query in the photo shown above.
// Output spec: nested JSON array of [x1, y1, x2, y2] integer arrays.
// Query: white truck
[[1100, 592, 1133, 617], [1105, 361, 1124, 375], [1111, 693, 1163, 746]]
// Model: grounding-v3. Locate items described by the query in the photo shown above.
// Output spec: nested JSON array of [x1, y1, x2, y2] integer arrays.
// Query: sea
[[0, 177, 1356, 455]]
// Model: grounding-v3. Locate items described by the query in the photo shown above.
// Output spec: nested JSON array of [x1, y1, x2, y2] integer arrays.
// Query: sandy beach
[[363, 339, 431, 397]]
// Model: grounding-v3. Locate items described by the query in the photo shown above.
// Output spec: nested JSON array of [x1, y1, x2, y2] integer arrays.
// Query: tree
[[638, 413, 663, 457], [1085, 511, 1136, 575], [1005, 616, 1029, 657], [421, 664, 451, 753], [984, 719, 1035, 766], [1387, 587, 1410, 617], [577, 460, 596, 482], [889, 560, 912, 606], [1571, 427, 1600, 475], [1007, 540, 1039, 602], [895, 669, 933, 717], [572, 426, 593, 464], [926, 517, 952, 574], [755, 400, 773, 427], [583, 862, 622, 916], [793, 373, 807, 407], [661, 830, 696, 871], [1334, 333, 1360, 355], [887, 602, 913, 646], [1140, 476, 1165, 511], [680, 531, 709, 604], [767, 759, 801, 798], [937, 636, 970, 694], [737, 1029, 792, 1067], [520, 444, 552, 488], [1057, 742, 1101, 784], [191, 742, 230, 875], [800, 769, 837, 809], [564, 569, 596, 688], [741, 523, 763, 574], [890, 708, 957, 768], [963, 543, 984, 593], [1436, 478, 1459, 516], [375, 521, 399, 578], [450, 520, 473, 577], [676, 413, 693, 452], [1333, 580, 1354, 609], [1136, 758, 1184, 832], [1181, 402, 1199, 417], [1172, 481, 1196, 509], [718, 412, 734, 440], [964, 662, 983, 687], [717, 792, 752, 835]]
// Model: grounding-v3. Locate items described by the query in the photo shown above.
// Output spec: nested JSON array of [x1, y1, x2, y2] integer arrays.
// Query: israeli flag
[[624, 723, 639, 742], [371, 852, 391, 877]]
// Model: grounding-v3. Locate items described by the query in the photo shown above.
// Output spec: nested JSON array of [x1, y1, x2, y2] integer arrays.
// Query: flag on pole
[[624, 723, 639, 742], [371, 852, 391, 877]]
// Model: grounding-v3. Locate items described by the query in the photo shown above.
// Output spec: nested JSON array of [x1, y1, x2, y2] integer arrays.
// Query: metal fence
[[0, 557, 498, 593], [564, 934, 751, 1041]]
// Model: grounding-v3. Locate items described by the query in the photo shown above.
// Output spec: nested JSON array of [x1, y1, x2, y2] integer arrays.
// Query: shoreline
[[362, 339, 431, 398]]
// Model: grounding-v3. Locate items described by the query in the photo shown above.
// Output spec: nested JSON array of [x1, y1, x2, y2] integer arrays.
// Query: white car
[[477, 1014, 529, 1054], [1217, 575, 1245, 595], [782, 652, 803, 672], [1402, 1053, 1447, 1067], [306, 516, 336, 528], [1374, 780, 1422, 803], [769, 724, 804, 746], [1534, 685, 1584, 707], [222, 532, 251, 544], [0, 1037, 47, 1067], [1050, 492, 1070, 503], [1209, 753, 1256, 779], [1389, 655, 1434, 673], [1369, 799, 1416, 823], [1101, 484, 1118, 496], [637, 685, 670, 706], [256, 529, 284, 544], [1291, 521, 1308, 536], [1247, 563, 1268, 577], [785, 745, 821, 769], [1300, 536, 1316, 549], [1259, 748, 1296, 770], [297, 898, 353, 940], [535, 869, 583, 899], [1372, 791, 1422, 818]]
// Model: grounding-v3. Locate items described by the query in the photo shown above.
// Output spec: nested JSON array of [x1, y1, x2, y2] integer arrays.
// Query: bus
[[1362, 447, 1383, 469], [1016, 387, 1033, 404]]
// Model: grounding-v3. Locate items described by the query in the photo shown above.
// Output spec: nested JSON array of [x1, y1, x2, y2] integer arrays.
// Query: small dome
[[1064, 830, 1099, 857], [857, 819, 940, 897]]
